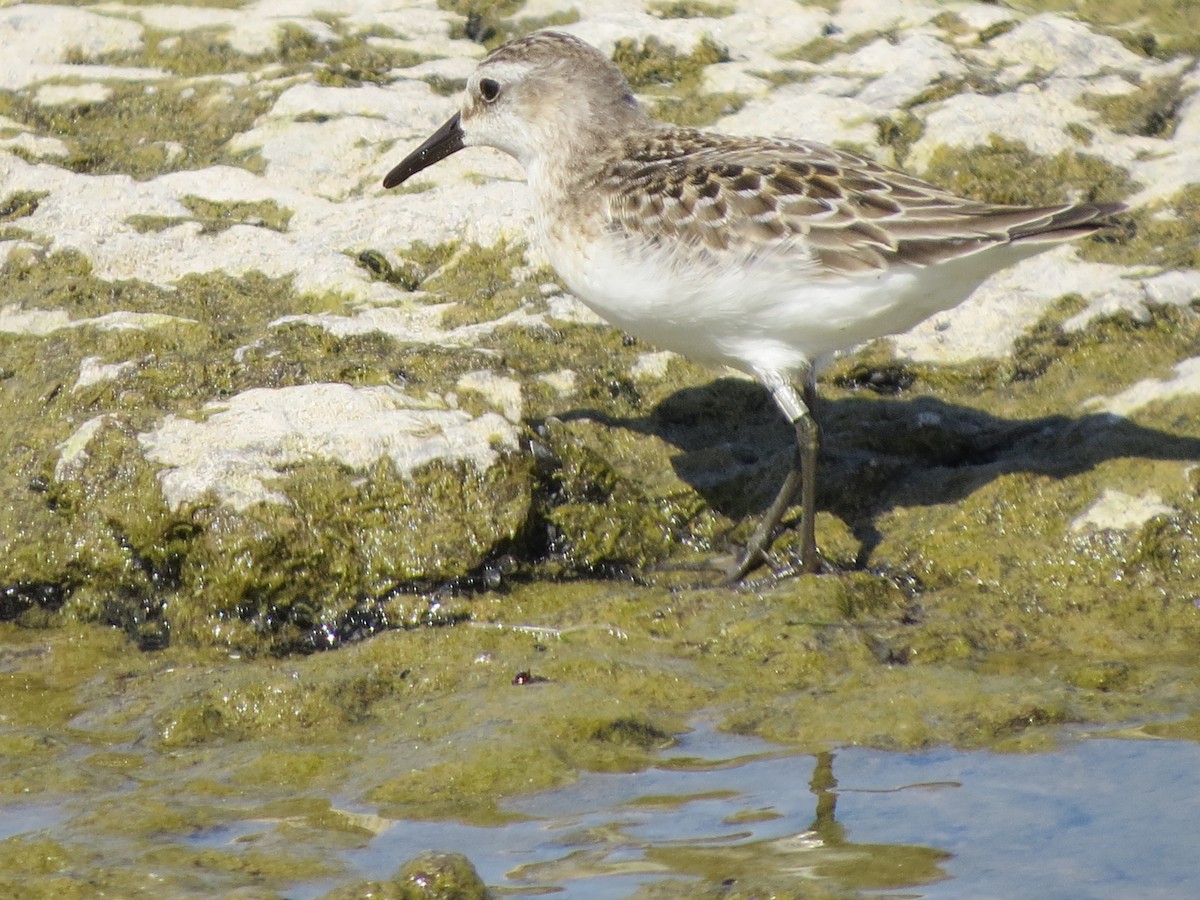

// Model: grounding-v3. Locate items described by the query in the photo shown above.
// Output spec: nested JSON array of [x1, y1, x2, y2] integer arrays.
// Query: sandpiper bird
[[383, 30, 1123, 580]]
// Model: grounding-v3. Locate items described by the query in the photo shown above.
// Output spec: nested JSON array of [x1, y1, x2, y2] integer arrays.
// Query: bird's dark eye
[[479, 78, 501, 102]]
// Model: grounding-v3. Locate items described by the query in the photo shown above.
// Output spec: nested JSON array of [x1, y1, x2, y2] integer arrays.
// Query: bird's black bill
[[382, 113, 465, 189]]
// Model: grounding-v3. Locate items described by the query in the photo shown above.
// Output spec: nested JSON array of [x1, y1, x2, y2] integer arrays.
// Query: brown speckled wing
[[600, 129, 1122, 276]]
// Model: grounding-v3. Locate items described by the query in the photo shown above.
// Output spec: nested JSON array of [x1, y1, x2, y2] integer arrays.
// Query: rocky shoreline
[[1, 1, 1199, 896]]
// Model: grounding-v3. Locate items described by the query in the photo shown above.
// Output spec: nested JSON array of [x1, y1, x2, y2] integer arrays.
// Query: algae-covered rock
[[322, 850, 489, 900], [0, 248, 534, 651]]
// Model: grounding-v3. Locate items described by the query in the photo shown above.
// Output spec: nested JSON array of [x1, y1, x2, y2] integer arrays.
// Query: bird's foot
[[722, 535, 830, 585]]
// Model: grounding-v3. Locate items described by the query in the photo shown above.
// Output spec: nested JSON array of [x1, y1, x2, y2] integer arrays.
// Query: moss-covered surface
[[1082, 75, 1189, 138], [88, 20, 427, 83], [325, 851, 490, 900], [918, 135, 1136, 208], [418, 239, 551, 329], [0, 80, 275, 179], [126, 195, 293, 234], [1022, 0, 1200, 57], [1079, 183, 1200, 270], [3, 1, 1200, 897], [439, 0, 581, 50], [0, 246, 530, 654], [612, 35, 747, 126], [648, 0, 734, 18], [875, 111, 925, 166], [0, 15, 436, 180], [0, 190, 47, 222], [781, 29, 888, 66]]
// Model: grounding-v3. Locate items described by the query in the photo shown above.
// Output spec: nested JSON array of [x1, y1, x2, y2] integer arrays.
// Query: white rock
[[33, 83, 114, 107], [832, 0, 944, 38], [0, 130, 69, 158], [0, 1, 1195, 385], [1082, 357, 1200, 417], [719, 85, 879, 148], [229, 115, 408, 201], [268, 80, 437, 122], [0, 5, 142, 67], [402, 56, 480, 84], [893, 251, 1138, 364], [840, 33, 967, 111], [908, 87, 1096, 171], [631, 351, 676, 381], [948, 3, 1020, 37], [981, 14, 1148, 80], [137, 383, 520, 510], [537, 369, 577, 397], [545, 294, 604, 326], [1070, 489, 1174, 534], [55, 414, 116, 481], [456, 370, 523, 422], [701, 62, 773, 99], [0, 304, 194, 336], [74, 355, 138, 391]]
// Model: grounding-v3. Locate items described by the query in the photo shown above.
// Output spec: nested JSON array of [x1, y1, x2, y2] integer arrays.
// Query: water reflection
[[343, 725, 1200, 897]]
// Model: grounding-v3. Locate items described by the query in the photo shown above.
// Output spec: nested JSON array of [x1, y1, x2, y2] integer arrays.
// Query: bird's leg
[[726, 369, 821, 580]]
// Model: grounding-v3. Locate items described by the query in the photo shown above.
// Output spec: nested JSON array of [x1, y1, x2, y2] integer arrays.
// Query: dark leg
[[726, 368, 821, 580]]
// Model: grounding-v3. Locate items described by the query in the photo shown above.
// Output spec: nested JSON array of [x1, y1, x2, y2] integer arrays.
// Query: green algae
[[357, 238, 554, 329], [1079, 183, 1200, 270], [930, 11, 1020, 45], [84, 25, 266, 77], [0, 837, 75, 881], [650, 91, 748, 127], [0, 190, 46, 221], [326, 851, 488, 900], [613, 35, 728, 89], [0, 80, 276, 180], [420, 239, 549, 329], [421, 73, 469, 97], [904, 70, 1002, 115], [535, 418, 708, 574], [126, 195, 293, 235], [88, 19, 426, 82], [277, 23, 428, 88], [649, 0, 733, 17], [176, 194, 293, 233], [611, 35, 744, 126], [1, 531, 1200, 891], [752, 68, 813, 87], [918, 135, 1136, 207], [356, 241, 460, 292], [1066, 121, 1095, 144], [0, 246, 536, 652], [11, 15, 434, 181], [1082, 75, 1189, 138], [875, 112, 924, 166], [1021, 0, 1200, 57], [781, 29, 887, 65], [439, 0, 580, 49], [2, 8, 1200, 899], [166, 454, 532, 652]]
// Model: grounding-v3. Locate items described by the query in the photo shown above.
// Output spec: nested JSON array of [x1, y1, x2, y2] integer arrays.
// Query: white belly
[[543, 226, 1040, 378]]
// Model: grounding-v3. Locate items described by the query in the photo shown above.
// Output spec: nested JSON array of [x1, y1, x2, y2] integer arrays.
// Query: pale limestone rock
[[1083, 358, 1200, 417], [1070, 489, 1175, 534], [456, 370, 524, 422], [137, 383, 519, 510], [74, 355, 138, 391]]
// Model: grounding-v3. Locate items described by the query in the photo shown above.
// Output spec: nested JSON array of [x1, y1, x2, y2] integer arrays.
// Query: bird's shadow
[[556, 376, 1200, 567]]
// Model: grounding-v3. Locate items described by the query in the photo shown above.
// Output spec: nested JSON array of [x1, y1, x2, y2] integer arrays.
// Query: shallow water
[[295, 724, 1200, 898]]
